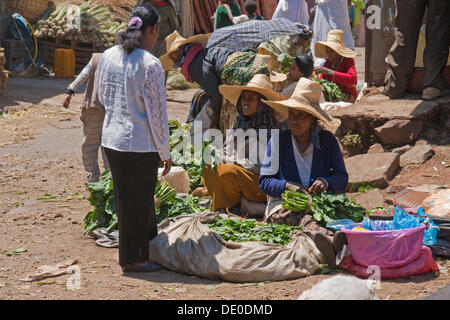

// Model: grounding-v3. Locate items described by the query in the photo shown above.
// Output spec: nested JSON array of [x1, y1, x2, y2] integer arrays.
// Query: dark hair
[[294, 55, 314, 78], [244, 0, 258, 16], [116, 4, 160, 54]]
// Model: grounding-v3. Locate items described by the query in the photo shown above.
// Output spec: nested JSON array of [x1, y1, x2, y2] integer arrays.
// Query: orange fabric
[[202, 164, 267, 211]]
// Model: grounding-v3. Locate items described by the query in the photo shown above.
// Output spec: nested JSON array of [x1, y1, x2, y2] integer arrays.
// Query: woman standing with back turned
[[97, 4, 172, 273]]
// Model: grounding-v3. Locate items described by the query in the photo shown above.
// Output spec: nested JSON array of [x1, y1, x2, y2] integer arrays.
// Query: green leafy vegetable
[[281, 190, 367, 224], [207, 216, 301, 246], [276, 53, 293, 74], [316, 79, 343, 102]]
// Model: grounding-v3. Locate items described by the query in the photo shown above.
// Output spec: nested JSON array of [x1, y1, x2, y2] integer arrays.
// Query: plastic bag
[[326, 219, 360, 232], [342, 225, 425, 268], [394, 206, 438, 246], [362, 218, 395, 231], [340, 246, 439, 280]]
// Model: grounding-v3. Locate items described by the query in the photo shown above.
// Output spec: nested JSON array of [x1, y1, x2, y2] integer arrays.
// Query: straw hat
[[262, 78, 339, 125], [219, 74, 286, 107], [314, 29, 357, 59], [159, 31, 211, 71]]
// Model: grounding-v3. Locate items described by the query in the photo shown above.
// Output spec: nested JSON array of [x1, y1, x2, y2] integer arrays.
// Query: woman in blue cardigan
[[259, 78, 348, 268]]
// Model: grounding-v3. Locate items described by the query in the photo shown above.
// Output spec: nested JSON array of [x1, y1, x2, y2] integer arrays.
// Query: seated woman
[[281, 54, 314, 98], [259, 78, 348, 267], [202, 74, 285, 215], [313, 29, 358, 102]]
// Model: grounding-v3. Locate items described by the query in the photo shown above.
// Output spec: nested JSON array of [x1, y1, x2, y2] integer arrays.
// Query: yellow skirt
[[202, 164, 267, 211]]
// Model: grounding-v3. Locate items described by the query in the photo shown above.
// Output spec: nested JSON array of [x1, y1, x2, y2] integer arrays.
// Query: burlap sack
[[148, 212, 324, 282]]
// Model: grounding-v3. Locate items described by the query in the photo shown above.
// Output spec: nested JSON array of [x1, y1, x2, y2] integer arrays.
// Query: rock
[[423, 128, 438, 140], [367, 143, 384, 154], [400, 145, 434, 167], [374, 119, 423, 146], [347, 189, 385, 210], [391, 145, 412, 155], [386, 185, 405, 194], [415, 139, 428, 146], [345, 153, 400, 189]]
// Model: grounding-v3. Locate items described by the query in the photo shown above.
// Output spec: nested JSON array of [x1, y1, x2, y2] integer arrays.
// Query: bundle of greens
[[281, 190, 367, 224], [156, 195, 207, 223], [83, 170, 196, 234], [276, 53, 293, 74], [169, 122, 217, 192], [316, 79, 343, 102], [207, 216, 301, 245], [83, 170, 116, 234], [281, 189, 310, 212], [34, 1, 127, 48]]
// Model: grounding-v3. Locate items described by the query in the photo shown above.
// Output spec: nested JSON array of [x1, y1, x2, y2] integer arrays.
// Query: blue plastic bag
[[393, 206, 438, 246], [326, 219, 360, 231], [362, 218, 395, 231]]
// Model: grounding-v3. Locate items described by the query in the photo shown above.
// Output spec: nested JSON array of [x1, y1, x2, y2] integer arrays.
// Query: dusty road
[[0, 72, 449, 301]]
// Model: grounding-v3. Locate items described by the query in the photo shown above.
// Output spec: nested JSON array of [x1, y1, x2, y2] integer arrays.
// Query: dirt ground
[[0, 51, 449, 300]]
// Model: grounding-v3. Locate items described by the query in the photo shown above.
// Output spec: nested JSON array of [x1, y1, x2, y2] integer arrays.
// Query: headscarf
[[234, 93, 283, 133]]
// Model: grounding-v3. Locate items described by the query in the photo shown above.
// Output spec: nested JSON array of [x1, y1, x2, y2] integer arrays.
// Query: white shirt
[[291, 134, 314, 187], [272, 0, 310, 26], [96, 46, 170, 160]]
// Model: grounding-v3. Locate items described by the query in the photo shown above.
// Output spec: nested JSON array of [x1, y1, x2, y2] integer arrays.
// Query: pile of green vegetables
[[276, 53, 293, 74], [168, 120, 217, 192], [34, 1, 126, 48], [83, 169, 208, 234], [316, 79, 343, 102], [207, 216, 301, 246], [282, 190, 367, 224]]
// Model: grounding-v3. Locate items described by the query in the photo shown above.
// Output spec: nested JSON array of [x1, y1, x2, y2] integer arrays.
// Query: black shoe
[[333, 231, 348, 254], [313, 233, 337, 269], [122, 261, 163, 273]]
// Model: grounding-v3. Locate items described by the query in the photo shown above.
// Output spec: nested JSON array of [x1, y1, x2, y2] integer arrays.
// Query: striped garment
[[206, 18, 305, 52]]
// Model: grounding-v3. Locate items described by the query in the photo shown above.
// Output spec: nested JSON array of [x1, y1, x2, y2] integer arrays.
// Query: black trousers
[[104, 147, 160, 267], [385, 0, 450, 96]]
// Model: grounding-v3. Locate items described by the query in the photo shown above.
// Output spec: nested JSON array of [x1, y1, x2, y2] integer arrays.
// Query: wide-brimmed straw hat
[[159, 31, 211, 71], [262, 78, 339, 125], [314, 29, 357, 59], [219, 74, 286, 107]]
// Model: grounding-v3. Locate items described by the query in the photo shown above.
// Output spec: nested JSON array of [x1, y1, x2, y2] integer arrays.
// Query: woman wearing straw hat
[[259, 78, 348, 268], [313, 29, 358, 102], [201, 74, 285, 215]]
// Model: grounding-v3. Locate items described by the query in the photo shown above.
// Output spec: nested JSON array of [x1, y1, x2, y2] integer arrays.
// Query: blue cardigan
[[259, 130, 349, 197]]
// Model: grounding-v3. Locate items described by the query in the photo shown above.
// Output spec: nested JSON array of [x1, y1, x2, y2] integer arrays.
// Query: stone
[[392, 145, 412, 155], [374, 119, 423, 146], [415, 139, 428, 146], [347, 189, 385, 210], [344, 152, 400, 189], [367, 143, 384, 154], [423, 128, 438, 140], [400, 145, 434, 167]]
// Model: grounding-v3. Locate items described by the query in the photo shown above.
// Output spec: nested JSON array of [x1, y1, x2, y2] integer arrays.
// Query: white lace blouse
[[96, 45, 170, 160]]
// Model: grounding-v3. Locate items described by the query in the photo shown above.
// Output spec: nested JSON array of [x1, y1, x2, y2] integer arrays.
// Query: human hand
[[63, 94, 72, 108], [308, 178, 328, 194], [285, 181, 306, 193], [160, 159, 172, 176], [314, 66, 334, 77]]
